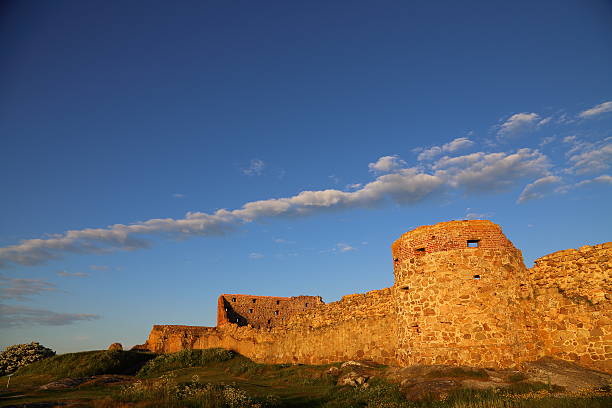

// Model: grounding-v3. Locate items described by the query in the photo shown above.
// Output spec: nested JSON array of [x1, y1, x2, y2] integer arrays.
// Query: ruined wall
[[144, 220, 611, 373], [392, 220, 540, 368], [146, 288, 396, 365], [217, 294, 323, 329], [528, 243, 612, 373]]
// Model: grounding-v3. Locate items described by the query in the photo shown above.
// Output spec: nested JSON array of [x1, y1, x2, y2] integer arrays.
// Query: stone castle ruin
[[141, 220, 611, 373]]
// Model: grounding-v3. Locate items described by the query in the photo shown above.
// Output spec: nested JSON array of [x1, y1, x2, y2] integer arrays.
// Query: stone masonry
[[142, 220, 611, 373], [217, 294, 324, 329]]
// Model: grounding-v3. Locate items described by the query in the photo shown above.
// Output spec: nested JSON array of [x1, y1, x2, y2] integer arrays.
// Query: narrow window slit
[[467, 240, 479, 248]]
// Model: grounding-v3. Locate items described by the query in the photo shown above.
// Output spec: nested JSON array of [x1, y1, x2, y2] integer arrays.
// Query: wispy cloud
[[336, 243, 355, 252], [579, 101, 612, 119], [172, 193, 185, 199], [248, 252, 264, 259], [57, 270, 89, 278], [368, 155, 407, 173], [0, 128, 608, 269], [497, 113, 544, 139], [0, 275, 55, 300], [89, 265, 109, 271], [417, 137, 474, 161], [563, 137, 612, 175], [517, 175, 562, 203], [433, 148, 550, 192], [0, 303, 99, 328], [242, 159, 265, 176], [273, 238, 295, 244]]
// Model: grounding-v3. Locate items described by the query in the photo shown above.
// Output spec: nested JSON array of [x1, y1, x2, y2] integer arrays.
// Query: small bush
[[137, 348, 235, 378], [0, 342, 55, 376]]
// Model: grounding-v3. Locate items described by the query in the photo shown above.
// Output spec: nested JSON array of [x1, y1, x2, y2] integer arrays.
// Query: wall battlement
[[143, 220, 611, 373]]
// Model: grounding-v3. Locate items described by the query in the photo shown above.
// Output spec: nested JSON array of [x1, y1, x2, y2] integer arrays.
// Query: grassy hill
[[1, 349, 610, 408]]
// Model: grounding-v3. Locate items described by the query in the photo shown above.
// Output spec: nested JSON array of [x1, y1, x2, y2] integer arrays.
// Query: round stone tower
[[392, 220, 536, 368]]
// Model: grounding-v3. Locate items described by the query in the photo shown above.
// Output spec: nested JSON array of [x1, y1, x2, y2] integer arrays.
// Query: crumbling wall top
[[391, 219, 516, 260], [217, 293, 324, 328]]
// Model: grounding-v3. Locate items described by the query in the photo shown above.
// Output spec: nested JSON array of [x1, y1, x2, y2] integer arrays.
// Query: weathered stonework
[[217, 294, 323, 329], [142, 220, 611, 373]]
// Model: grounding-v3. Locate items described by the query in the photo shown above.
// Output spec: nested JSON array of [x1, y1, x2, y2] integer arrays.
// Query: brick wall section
[[391, 220, 515, 264], [142, 220, 611, 373], [217, 294, 324, 328], [146, 288, 396, 365], [527, 242, 612, 373]]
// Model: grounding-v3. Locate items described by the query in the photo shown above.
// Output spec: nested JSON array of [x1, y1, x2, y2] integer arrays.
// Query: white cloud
[[566, 137, 612, 174], [336, 243, 355, 252], [539, 136, 556, 147], [248, 252, 264, 259], [434, 148, 551, 192], [346, 183, 362, 190], [464, 208, 493, 220], [173, 193, 185, 199], [537, 117, 552, 126], [579, 101, 612, 118], [0, 166, 446, 268], [563, 135, 577, 144], [368, 155, 407, 173], [242, 159, 265, 176], [89, 265, 109, 271], [497, 113, 541, 138], [575, 174, 612, 188], [0, 303, 99, 328], [0, 275, 56, 300], [0, 145, 581, 269], [517, 176, 562, 203], [417, 137, 474, 161], [57, 270, 89, 278]]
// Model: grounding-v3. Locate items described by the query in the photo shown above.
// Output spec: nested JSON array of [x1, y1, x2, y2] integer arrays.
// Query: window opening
[[473, 275, 481, 280], [467, 240, 479, 248], [276, 300, 280, 305], [400, 285, 410, 291], [305, 303, 308, 307], [252, 299, 256, 303], [416, 248, 426, 253], [231, 297, 236, 302], [249, 309, 253, 313], [274, 310, 279, 316]]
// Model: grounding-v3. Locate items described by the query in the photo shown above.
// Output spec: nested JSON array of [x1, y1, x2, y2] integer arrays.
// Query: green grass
[[13, 349, 155, 379], [2, 348, 610, 408], [137, 348, 236, 377]]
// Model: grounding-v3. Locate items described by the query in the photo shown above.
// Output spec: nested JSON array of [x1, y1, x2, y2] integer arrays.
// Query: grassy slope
[[1, 349, 610, 408]]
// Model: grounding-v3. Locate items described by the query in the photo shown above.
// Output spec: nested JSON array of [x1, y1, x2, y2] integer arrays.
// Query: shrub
[[0, 342, 55, 376]]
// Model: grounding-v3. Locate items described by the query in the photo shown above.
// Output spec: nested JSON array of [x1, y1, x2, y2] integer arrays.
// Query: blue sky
[[1, 0, 611, 353]]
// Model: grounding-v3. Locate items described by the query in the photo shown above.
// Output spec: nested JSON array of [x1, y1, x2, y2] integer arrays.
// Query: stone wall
[[392, 220, 540, 368], [217, 294, 323, 328], [528, 243, 612, 373], [146, 288, 396, 365], [143, 220, 611, 373]]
